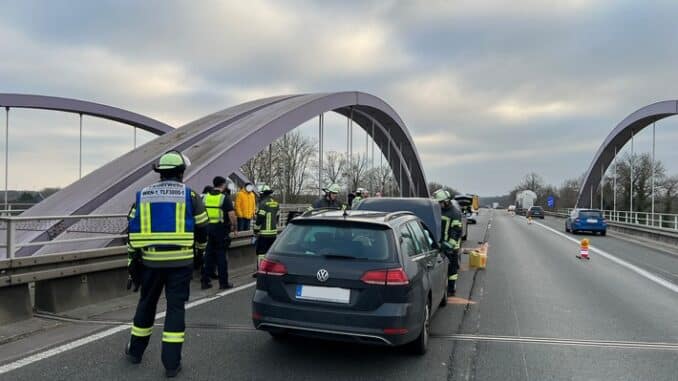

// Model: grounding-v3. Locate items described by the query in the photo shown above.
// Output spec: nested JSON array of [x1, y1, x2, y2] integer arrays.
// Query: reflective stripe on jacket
[[254, 196, 279, 236], [128, 181, 207, 267]]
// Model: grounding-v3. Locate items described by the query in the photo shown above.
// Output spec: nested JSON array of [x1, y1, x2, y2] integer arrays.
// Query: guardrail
[[0, 233, 259, 288], [544, 210, 678, 248], [0, 204, 309, 323], [0, 204, 310, 281]]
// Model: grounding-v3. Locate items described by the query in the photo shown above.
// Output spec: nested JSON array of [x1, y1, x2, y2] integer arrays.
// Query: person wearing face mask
[[235, 182, 256, 232]]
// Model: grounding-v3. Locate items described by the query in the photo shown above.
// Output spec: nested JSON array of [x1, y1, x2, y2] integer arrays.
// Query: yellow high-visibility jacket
[[235, 189, 256, 219]]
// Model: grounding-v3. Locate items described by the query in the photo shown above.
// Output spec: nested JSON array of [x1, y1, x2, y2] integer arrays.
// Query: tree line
[[240, 131, 399, 203], [505, 152, 678, 213]]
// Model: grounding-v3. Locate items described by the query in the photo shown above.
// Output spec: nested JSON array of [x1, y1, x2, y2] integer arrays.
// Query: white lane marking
[[433, 333, 678, 351], [532, 221, 678, 294], [0, 281, 257, 375]]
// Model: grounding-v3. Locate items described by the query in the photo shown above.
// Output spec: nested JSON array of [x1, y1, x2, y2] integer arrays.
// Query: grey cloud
[[2, 1, 678, 195]]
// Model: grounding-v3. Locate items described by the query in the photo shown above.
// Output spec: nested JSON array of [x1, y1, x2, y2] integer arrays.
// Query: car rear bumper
[[572, 225, 607, 232], [252, 290, 418, 346]]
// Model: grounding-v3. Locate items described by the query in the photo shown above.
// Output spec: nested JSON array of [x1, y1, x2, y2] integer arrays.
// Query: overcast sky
[[2, 0, 678, 196]]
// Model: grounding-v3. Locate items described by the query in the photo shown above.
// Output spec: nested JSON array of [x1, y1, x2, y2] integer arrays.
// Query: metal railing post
[[6, 218, 15, 259], [674, 215, 677, 231]]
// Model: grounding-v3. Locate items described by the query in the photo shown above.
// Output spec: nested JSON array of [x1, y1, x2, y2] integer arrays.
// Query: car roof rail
[[300, 207, 343, 217], [384, 211, 415, 222]]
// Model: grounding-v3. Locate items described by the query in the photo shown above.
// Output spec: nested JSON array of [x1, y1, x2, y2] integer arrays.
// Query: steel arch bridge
[[1, 92, 428, 256], [577, 100, 678, 208]]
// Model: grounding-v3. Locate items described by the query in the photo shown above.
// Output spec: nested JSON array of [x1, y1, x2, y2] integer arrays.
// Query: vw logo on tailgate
[[316, 269, 329, 282]]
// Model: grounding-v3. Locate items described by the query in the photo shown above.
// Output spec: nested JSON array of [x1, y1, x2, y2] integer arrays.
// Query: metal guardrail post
[[675, 215, 677, 231], [6, 218, 15, 259]]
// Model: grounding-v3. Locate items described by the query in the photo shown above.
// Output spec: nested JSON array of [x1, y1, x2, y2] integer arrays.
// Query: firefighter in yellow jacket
[[254, 185, 279, 269]]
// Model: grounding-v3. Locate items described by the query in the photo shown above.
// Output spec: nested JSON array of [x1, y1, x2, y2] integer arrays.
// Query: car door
[[407, 221, 446, 311]]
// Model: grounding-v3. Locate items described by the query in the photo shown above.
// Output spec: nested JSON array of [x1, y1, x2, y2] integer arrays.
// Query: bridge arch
[[577, 100, 678, 208], [183, 92, 429, 198], [0, 93, 173, 135]]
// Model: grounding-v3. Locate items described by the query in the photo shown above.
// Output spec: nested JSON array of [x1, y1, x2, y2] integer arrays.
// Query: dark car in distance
[[527, 206, 544, 219], [252, 199, 449, 355]]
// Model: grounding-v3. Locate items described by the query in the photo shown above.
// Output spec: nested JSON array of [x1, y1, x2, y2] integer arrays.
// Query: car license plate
[[296, 285, 350, 304], [587, 218, 598, 223]]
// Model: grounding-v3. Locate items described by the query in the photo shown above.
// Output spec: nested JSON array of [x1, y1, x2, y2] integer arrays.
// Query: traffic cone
[[576, 239, 590, 260]]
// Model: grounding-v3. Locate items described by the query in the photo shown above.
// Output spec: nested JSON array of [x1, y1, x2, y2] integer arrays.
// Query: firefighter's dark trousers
[[445, 249, 460, 294], [128, 265, 191, 370]]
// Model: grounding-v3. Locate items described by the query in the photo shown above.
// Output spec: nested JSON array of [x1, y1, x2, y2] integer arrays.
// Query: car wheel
[[601, 230, 606, 236], [409, 301, 431, 355], [565, 223, 570, 232]]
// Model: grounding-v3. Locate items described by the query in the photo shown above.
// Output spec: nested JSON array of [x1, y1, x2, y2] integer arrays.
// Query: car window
[[408, 221, 432, 253], [399, 224, 418, 257], [580, 211, 603, 219], [271, 221, 394, 260]]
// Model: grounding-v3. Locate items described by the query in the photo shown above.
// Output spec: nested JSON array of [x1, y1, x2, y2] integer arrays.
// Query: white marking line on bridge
[[0, 281, 257, 376], [532, 221, 678, 294], [434, 334, 678, 351]]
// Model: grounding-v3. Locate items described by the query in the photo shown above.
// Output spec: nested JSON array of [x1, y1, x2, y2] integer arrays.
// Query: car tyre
[[601, 230, 606, 236], [565, 223, 570, 233], [440, 291, 448, 307], [409, 301, 430, 355]]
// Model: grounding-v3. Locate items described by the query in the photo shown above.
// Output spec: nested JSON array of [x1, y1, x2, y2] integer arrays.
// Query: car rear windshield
[[530, 207, 543, 211], [271, 221, 395, 261], [580, 211, 602, 218]]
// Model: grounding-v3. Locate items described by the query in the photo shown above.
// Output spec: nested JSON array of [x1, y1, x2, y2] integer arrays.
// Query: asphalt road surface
[[2, 211, 677, 380]]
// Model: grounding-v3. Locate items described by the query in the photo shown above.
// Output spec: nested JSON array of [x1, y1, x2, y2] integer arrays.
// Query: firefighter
[[254, 185, 279, 270], [125, 151, 209, 378], [201, 176, 237, 290], [310, 183, 345, 210], [433, 189, 463, 296], [351, 187, 369, 209]]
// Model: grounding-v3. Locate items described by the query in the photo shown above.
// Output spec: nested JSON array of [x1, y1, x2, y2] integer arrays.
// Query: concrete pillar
[[0, 284, 32, 324]]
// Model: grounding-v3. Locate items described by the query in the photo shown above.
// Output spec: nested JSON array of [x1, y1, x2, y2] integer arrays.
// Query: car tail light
[[361, 268, 409, 286], [252, 311, 263, 320], [383, 328, 408, 335], [257, 259, 287, 276]]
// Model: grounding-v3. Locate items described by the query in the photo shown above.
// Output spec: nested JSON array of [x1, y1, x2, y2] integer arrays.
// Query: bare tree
[[344, 153, 369, 192], [368, 164, 398, 196], [660, 175, 678, 213], [272, 131, 317, 200], [323, 151, 345, 188], [615, 152, 665, 211]]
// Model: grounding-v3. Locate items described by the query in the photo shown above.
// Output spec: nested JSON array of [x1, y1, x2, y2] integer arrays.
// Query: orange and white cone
[[576, 239, 590, 260]]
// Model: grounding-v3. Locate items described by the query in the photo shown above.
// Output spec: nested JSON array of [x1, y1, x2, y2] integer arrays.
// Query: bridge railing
[[0, 203, 309, 261], [560, 208, 678, 231]]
